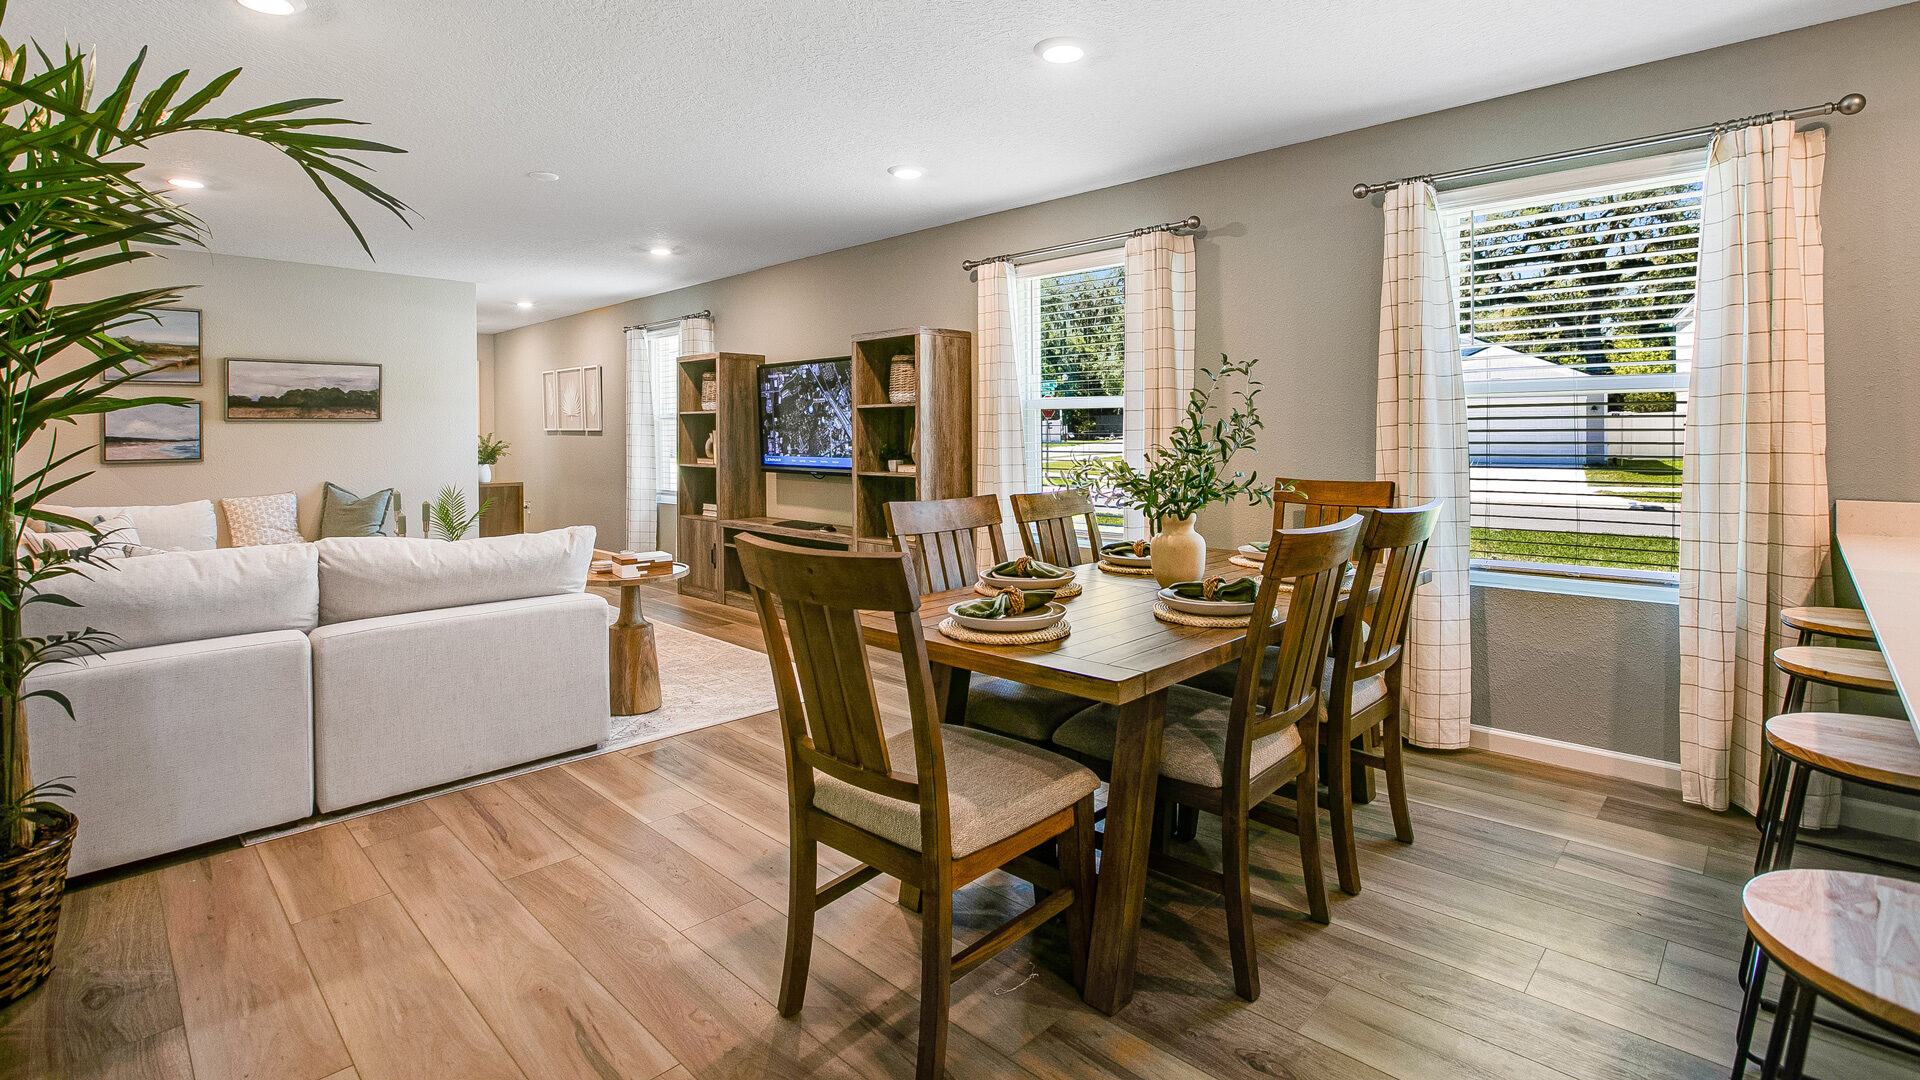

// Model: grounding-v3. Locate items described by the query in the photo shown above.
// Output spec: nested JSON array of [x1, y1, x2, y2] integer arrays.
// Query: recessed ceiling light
[[888, 165, 925, 181], [166, 176, 207, 189], [1035, 38, 1086, 64], [526, 171, 560, 182], [515, 300, 534, 310], [236, 0, 307, 14], [648, 246, 673, 257]]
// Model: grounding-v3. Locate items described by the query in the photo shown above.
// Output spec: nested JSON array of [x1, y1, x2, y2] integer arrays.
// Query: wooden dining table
[[858, 549, 1422, 1014]]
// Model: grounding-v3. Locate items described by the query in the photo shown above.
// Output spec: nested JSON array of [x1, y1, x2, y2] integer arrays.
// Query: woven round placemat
[[1097, 560, 1157, 577], [973, 581, 1082, 601], [938, 617, 1071, 645], [1152, 601, 1252, 628], [1227, 554, 1265, 571]]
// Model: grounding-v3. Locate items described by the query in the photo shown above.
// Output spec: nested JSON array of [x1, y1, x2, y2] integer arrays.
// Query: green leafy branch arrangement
[[478, 432, 510, 466], [1062, 355, 1275, 525]]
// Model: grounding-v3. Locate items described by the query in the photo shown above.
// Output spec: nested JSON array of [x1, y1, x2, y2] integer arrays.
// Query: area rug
[[606, 619, 778, 750]]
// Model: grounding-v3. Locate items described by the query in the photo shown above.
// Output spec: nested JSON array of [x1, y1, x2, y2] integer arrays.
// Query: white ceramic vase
[[1150, 515, 1207, 587], [479, 463, 493, 483]]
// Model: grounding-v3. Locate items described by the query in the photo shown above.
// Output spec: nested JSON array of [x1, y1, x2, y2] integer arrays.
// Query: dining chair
[[1051, 514, 1363, 1001], [1010, 488, 1104, 567], [735, 535, 1099, 1080], [1321, 500, 1440, 896], [885, 494, 1094, 747], [1270, 477, 1397, 528]]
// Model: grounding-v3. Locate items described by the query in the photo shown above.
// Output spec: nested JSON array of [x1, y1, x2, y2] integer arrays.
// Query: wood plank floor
[[4, 587, 1915, 1080]]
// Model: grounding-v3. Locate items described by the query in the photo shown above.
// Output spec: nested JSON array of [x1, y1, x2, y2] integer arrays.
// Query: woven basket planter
[[887, 356, 917, 404], [0, 805, 76, 1006]]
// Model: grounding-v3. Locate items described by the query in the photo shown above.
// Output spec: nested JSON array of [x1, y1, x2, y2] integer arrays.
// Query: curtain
[[1375, 181, 1474, 749], [681, 316, 714, 356], [625, 315, 717, 553], [1680, 121, 1834, 822], [1122, 230, 1196, 538], [974, 261, 1039, 551]]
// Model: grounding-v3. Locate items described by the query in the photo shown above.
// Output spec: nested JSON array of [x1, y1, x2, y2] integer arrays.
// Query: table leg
[[929, 663, 971, 727], [609, 587, 661, 715], [1082, 690, 1166, 1015]]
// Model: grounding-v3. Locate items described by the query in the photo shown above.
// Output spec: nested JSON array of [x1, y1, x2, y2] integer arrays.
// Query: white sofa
[[24, 526, 609, 876]]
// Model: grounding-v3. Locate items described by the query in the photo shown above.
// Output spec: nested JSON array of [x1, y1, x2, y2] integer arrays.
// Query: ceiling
[[14, 0, 1902, 333]]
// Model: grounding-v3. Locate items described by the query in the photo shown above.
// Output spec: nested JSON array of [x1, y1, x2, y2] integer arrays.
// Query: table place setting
[[1230, 539, 1268, 571], [940, 584, 1071, 644], [1153, 574, 1265, 627], [1097, 538, 1159, 576], [975, 555, 1082, 599]]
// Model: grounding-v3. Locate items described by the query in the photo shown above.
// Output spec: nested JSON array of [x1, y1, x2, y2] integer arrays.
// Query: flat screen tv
[[758, 357, 853, 473]]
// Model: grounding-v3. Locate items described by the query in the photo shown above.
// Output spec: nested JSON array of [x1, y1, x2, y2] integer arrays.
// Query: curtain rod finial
[[1836, 92, 1866, 115], [1352, 183, 1373, 199]]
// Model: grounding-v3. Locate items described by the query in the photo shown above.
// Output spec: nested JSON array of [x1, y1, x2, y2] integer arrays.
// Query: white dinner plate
[[946, 600, 1068, 632], [1236, 544, 1269, 557], [1101, 550, 1153, 567], [979, 569, 1077, 590], [1156, 587, 1256, 617]]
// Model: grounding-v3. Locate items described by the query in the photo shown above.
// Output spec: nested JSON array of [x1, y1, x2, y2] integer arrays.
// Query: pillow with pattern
[[222, 492, 302, 546], [20, 513, 156, 559]]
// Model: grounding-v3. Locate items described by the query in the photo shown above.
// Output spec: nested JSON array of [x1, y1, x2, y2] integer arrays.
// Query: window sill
[[1470, 567, 1678, 606]]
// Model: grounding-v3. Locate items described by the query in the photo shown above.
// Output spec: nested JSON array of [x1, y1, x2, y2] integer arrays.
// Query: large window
[[1019, 251, 1126, 520], [644, 325, 681, 495], [1444, 155, 1702, 585]]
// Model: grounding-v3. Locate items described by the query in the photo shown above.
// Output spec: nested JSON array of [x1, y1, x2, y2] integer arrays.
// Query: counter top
[[1835, 500, 1920, 742]]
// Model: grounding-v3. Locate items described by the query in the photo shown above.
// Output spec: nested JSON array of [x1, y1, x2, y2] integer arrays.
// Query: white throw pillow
[[41, 500, 217, 551], [315, 525, 595, 624], [21, 513, 144, 559], [222, 492, 302, 546]]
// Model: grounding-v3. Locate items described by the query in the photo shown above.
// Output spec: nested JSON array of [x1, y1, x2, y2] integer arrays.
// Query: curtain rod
[[1351, 93, 1865, 199], [961, 215, 1201, 272], [622, 309, 712, 332]]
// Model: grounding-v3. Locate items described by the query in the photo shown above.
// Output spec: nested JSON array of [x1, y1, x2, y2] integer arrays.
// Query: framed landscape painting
[[225, 358, 381, 421], [105, 307, 201, 384], [102, 402, 202, 463]]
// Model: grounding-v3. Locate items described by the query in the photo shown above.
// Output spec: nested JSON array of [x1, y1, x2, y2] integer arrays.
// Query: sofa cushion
[[223, 492, 303, 546], [318, 482, 394, 538], [316, 525, 595, 624], [23, 543, 320, 653], [42, 500, 217, 551]]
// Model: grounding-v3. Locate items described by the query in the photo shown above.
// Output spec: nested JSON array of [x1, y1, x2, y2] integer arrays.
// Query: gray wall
[[490, 4, 1920, 762], [46, 251, 478, 543]]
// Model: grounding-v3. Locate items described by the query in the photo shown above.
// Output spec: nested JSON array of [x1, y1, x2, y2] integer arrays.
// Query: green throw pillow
[[318, 482, 395, 538]]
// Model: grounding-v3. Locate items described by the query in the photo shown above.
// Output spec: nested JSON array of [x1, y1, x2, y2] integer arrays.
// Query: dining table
[[858, 547, 1424, 1015]]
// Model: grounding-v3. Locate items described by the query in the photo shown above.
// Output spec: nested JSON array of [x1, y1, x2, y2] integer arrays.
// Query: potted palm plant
[[1064, 355, 1274, 586], [0, 4, 408, 1003]]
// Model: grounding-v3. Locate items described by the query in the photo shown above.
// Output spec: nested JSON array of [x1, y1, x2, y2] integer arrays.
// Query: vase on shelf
[[478, 463, 493, 483], [1150, 515, 1206, 587]]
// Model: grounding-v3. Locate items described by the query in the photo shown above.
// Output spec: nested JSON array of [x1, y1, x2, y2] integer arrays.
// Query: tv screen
[[759, 358, 853, 472]]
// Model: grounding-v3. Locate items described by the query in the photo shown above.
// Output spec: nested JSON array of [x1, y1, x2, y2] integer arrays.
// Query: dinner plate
[[1156, 587, 1256, 617], [946, 600, 1068, 632], [1236, 544, 1268, 557], [1101, 551, 1152, 567], [980, 569, 1077, 590]]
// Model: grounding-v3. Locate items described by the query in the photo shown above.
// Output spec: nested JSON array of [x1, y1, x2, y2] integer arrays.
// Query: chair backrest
[[1331, 501, 1442, 695], [736, 535, 952, 854], [1270, 478, 1397, 529], [1010, 488, 1103, 567], [884, 494, 1008, 593], [1224, 515, 1364, 789]]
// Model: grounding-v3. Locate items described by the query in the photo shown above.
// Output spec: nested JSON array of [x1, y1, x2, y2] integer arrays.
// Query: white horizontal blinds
[[1023, 252, 1126, 511], [1449, 165, 1701, 579]]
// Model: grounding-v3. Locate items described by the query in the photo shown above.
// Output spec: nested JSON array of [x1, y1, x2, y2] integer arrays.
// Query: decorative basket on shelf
[[0, 806, 76, 1006], [888, 355, 917, 404], [700, 371, 718, 411]]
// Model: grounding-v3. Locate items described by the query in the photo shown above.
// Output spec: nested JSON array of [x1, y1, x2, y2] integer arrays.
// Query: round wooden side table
[[589, 562, 689, 715]]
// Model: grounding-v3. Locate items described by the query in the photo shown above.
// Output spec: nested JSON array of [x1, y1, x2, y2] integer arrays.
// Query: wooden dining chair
[[1051, 515, 1363, 1001], [1321, 500, 1440, 896], [885, 494, 1094, 747], [1270, 477, 1397, 528], [736, 536, 1099, 1080], [1010, 488, 1104, 567]]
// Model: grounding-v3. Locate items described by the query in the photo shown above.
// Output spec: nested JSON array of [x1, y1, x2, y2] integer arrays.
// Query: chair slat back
[[737, 537, 949, 836], [1227, 516, 1364, 756], [1340, 501, 1442, 682], [1010, 488, 1103, 567], [885, 494, 1008, 593], [1271, 478, 1397, 529]]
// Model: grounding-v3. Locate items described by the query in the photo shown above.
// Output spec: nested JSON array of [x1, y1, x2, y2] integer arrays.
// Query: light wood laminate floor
[[3, 587, 1914, 1080]]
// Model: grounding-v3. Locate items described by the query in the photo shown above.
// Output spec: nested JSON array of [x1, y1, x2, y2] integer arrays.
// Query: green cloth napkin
[[955, 588, 1057, 619], [1100, 539, 1151, 558], [988, 555, 1070, 578], [1167, 576, 1259, 603], [1244, 540, 1269, 553]]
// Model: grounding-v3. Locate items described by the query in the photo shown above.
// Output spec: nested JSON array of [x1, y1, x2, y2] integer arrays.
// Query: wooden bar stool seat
[[1753, 712, 1920, 875], [1733, 870, 1920, 1077], [1772, 645, 1897, 695], [1780, 606, 1877, 644]]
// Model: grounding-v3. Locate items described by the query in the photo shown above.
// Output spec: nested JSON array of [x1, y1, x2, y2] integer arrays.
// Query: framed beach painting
[[102, 402, 202, 463], [543, 369, 561, 431], [225, 358, 381, 420], [105, 307, 201, 384]]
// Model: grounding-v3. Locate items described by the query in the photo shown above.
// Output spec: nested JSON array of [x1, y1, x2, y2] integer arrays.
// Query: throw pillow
[[21, 513, 145, 559], [222, 492, 302, 546], [318, 482, 395, 538]]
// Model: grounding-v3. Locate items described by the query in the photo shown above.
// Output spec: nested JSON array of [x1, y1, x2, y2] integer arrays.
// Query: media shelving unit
[[849, 327, 974, 548], [676, 352, 764, 601]]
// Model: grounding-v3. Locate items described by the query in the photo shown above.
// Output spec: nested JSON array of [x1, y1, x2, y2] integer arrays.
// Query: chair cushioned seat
[[812, 726, 1097, 857], [1052, 684, 1305, 789], [965, 676, 1093, 742], [1182, 655, 1388, 718]]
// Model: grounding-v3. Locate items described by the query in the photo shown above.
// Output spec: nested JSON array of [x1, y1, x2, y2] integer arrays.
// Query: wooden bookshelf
[[676, 352, 764, 601], [849, 327, 973, 545]]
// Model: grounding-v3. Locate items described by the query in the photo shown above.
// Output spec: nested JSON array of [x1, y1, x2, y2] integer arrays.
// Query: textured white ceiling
[[14, 0, 1901, 332]]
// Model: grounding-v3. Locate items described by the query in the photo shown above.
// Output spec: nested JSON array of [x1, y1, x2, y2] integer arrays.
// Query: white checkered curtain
[[1375, 181, 1473, 749], [681, 316, 714, 357], [624, 327, 658, 554], [974, 261, 1039, 550], [1680, 121, 1834, 822], [1122, 229, 1195, 538]]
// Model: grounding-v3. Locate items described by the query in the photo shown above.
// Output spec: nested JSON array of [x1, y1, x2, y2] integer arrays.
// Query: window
[[644, 325, 680, 496], [1444, 153, 1702, 586], [1019, 250, 1126, 523]]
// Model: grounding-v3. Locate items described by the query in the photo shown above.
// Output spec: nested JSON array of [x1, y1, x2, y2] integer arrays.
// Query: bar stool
[[1733, 869, 1920, 1078], [1780, 605, 1876, 647], [1753, 712, 1920, 876], [1757, 644, 1900, 838]]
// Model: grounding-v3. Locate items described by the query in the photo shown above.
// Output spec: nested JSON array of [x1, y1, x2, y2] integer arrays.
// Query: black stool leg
[[1752, 750, 1794, 876], [1771, 763, 1811, 872], [1760, 976, 1799, 1079], [1732, 948, 1770, 1077], [1778, 976, 1817, 1080]]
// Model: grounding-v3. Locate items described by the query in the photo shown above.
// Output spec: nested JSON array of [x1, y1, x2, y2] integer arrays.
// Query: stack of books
[[605, 550, 674, 579], [700, 503, 718, 518]]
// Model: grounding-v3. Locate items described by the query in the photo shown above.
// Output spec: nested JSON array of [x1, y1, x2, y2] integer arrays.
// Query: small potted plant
[[478, 432, 510, 483], [1064, 356, 1274, 586]]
